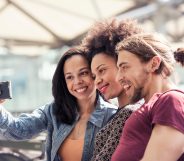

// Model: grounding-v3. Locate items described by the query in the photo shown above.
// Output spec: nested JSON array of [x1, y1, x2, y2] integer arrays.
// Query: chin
[[102, 93, 110, 100], [131, 90, 142, 104], [104, 95, 110, 100]]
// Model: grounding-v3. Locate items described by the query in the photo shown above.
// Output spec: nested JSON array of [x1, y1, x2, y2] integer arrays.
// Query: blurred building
[[0, 0, 183, 112]]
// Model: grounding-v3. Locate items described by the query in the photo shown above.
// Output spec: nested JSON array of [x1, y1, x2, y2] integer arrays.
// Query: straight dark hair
[[52, 46, 94, 125]]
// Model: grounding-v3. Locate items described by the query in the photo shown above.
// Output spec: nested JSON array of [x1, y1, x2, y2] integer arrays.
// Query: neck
[[77, 93, 97, 116], [144, 75, 175, 103], [118, 91, 130, 108]]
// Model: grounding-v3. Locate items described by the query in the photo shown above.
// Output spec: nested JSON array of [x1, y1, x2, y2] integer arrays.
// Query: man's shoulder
[[159, 89, 184, 100]]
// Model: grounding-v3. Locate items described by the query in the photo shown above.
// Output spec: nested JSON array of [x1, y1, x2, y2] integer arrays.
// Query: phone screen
[[0, 81, 12, 99]]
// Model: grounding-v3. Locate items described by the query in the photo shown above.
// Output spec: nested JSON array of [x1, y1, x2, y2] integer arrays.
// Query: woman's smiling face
[[91, 53, 123, 100], [64, 55, 96, 100]]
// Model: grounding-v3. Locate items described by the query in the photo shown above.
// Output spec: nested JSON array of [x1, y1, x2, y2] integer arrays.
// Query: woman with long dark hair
[[0, 46, 116, 161]]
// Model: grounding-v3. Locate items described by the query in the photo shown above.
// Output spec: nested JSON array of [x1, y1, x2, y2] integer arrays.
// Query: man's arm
[[141, 124, 184, 161]]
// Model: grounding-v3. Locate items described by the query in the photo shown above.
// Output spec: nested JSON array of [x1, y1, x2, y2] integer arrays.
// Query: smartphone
[[0, 81, 12, 99]]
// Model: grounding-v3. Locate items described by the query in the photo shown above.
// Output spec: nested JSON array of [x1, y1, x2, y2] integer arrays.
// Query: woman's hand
[[0, 99, 5, 104]]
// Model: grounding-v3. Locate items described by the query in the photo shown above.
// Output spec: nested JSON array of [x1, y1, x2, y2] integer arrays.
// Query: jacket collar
[[88, 96, 107, 128]]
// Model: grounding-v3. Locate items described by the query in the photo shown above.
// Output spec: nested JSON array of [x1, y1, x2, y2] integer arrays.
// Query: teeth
[[76, 87, 87, 93], [123, 84, 130, 90]]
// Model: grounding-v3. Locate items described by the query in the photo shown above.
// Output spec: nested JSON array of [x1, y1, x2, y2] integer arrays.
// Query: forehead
[[91, 53, 116, 68], [64, 55, 89, 73], [117, 50, 141, 65]]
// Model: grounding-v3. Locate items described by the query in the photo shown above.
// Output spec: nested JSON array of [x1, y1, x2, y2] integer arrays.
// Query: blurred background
[[0, 0, 184, 112], [0, 0, 184, 160]]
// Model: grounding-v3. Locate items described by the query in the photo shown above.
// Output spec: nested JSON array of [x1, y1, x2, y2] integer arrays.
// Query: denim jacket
[[0, 96, 117, 161]]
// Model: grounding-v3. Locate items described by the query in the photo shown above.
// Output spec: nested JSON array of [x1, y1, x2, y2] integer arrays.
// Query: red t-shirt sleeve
[[151, 90, 184, 134]]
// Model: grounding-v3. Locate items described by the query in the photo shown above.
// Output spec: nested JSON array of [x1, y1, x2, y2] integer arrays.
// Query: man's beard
[[130, 87, 143, 104], [130, 69, 149, 104]]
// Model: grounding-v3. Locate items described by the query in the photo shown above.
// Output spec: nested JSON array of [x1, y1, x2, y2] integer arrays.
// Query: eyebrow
[[65, 67, 89, 75], [118, 62, 127, 68], [96, 64, 106, 70], [79, 67, 89, 71]]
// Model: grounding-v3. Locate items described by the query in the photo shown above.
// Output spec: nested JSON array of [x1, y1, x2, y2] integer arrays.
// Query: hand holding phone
[[0, 99, 5, 104], [0, 81, 12, 99]]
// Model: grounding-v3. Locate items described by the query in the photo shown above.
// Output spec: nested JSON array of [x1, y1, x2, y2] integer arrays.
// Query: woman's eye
[[99, 68, 106, 74], [65, 75, 73, 80], [80, 71, 89, 76]]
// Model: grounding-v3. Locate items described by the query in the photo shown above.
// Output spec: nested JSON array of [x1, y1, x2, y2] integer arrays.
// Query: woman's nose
[[94, 76, 102, 86], [73, 77, 83, 84]]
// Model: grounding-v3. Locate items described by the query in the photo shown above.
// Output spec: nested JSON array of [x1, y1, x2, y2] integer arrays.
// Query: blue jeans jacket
[[0, 96, 117, 161]]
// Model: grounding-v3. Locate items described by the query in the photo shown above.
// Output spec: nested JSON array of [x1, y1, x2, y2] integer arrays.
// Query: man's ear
[[148, 56, 161, 73]]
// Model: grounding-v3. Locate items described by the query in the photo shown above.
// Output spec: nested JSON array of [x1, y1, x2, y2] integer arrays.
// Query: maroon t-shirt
[[111, 90, 184, 161]]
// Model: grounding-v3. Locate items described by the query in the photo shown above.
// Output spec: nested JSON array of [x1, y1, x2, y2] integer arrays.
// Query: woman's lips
[[99, 85, 108, 94]]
